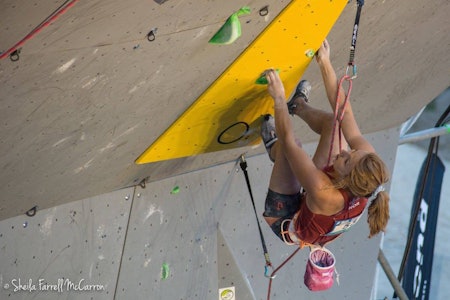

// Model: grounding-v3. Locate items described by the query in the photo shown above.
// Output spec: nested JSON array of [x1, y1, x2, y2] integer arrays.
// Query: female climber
[[261, 39, 390, 247]]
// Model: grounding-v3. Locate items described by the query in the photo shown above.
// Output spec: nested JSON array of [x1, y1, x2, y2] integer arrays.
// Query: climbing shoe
[[287, 79, 311, 114], [261, 114, 277, 162]]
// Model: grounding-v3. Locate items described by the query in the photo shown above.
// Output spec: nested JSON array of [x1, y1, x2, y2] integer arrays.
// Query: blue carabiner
[[346, 64, 358, 79], [264, 265, 276, 279]]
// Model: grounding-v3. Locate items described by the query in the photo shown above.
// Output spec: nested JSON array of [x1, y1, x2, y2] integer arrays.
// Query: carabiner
[[264, 265, 276, 279], [346, 64, 357, 79]]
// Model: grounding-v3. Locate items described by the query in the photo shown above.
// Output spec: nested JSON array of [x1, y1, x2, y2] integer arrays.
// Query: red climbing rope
[[326, 75, 353, 166], [0, 0, 80, 60], [324, 0, 363, 165], [266, 247, 301, 300]]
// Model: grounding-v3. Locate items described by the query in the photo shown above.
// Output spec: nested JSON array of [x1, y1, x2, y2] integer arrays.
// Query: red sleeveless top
[[291, 166, 368, 246]]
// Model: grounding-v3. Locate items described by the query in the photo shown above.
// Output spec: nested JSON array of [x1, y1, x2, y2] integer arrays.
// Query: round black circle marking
[[217, 122, 249, 144]]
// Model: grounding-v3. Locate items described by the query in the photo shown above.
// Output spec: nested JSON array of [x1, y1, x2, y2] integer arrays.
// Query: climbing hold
[[161, 263, 170, 279], [305, 49, 315, 58], [170, 186, 180, 194], [255, 69, 280, 85], [209, 7, 251, 45]]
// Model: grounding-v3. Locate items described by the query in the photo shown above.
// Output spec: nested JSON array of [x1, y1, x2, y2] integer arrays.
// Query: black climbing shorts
[[263, 189, 301, 240]]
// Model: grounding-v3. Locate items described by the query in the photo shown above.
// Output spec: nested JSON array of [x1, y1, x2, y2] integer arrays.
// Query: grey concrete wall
[[0, 127, 399, 300]]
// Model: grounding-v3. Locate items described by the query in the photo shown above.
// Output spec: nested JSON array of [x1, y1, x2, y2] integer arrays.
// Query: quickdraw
[[239, 155, 275, 278], [347, 0, 364, 79]]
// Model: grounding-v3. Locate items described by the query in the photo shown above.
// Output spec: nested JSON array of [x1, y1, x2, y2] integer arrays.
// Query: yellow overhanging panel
[[136, 0, 347, 164]]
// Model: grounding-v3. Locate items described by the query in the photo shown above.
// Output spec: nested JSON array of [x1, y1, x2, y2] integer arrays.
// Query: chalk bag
[[304, 247, 336, 291]]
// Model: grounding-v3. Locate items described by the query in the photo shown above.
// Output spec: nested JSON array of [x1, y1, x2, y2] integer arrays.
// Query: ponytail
[[332, 152, 390, 238], [367, 190, 390, 238]]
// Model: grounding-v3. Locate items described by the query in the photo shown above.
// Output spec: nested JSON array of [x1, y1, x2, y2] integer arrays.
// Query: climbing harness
[[239, 155, 275, 278]]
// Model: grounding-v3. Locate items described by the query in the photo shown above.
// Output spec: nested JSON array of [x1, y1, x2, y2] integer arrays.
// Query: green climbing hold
[[209, 7, 251, 45], [255, 69, 280, 85], [161, 263, 170, 280], [170, 186, 180, 194], [305, 49, 315, 58]]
